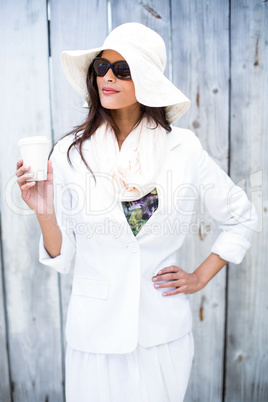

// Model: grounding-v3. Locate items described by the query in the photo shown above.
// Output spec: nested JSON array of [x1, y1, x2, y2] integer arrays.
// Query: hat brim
[[60, 46, 191, 125]]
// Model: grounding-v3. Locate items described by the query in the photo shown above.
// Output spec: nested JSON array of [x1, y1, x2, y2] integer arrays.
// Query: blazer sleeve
[[194, 137, 258, 264], [39, 142, 76, 274]]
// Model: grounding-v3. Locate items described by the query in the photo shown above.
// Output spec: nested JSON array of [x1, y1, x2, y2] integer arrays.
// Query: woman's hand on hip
[[152, 265, 203, 296], [16, 159, 54, 216]]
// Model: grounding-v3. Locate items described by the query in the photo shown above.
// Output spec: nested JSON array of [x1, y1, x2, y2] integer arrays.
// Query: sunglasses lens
[[93, 59, 108, 77], [92, 58, 131, 80], [114, 62, 131, 79]]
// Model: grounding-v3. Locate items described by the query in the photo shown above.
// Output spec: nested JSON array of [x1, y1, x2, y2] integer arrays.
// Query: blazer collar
[[166, 126, 185, 151]]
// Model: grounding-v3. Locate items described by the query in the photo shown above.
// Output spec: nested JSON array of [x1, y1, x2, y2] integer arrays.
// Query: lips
[[102, 87, 119, 95]]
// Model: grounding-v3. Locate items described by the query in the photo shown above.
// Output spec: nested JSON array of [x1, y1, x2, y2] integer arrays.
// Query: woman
[[16, 23, 258, 401]]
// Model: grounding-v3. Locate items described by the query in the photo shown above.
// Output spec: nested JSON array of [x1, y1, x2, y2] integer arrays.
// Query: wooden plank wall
[[226, 1, 268, 401], [0, 1, 267, 401], [0, 0, 64, 401]]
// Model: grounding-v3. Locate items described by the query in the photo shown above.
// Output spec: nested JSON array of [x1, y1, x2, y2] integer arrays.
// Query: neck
[[110, 103, 142, 143]]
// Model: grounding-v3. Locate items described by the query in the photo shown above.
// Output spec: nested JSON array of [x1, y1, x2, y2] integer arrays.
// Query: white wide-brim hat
[[60, 22, 191, 125]]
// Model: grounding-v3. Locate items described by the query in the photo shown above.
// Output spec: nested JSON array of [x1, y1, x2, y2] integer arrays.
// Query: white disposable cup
[[17, 136, 51, 181]]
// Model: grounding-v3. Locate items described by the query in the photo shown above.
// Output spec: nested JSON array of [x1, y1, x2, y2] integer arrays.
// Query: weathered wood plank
[[0, 0, 63, 400], [226, 1, 268, 401], [49, 0, 108, 360], [0, 220, 11, 401], [171, 1, 229, 401]]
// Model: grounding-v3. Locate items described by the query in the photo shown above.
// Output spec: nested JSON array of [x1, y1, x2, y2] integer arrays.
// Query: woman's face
[[96, 50, 138, 111]]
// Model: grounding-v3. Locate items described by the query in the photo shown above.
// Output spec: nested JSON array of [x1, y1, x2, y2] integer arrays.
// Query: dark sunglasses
[[92, 57, 132, 80]]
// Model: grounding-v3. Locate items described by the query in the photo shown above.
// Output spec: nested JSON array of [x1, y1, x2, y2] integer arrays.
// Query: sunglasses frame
[[92, 57, 132, 81]]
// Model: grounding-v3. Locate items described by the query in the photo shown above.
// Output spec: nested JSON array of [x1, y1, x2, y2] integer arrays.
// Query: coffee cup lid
[[17, 136, 51, 146]]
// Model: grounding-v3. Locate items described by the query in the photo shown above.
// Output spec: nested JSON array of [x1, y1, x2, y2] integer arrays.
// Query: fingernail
[[154, 284, 159, 288], [152, 277, 157, 281], [162, 292, 167, 296], [158, 270, 162, 275]]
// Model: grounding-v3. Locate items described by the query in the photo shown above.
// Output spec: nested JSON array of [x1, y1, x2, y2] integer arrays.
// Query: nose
[[103, 66, 116, 82]]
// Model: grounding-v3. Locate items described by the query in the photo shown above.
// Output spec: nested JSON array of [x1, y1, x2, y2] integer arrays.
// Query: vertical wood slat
[[226, 1, 268, 401], [171, 1, 229, 401], [0, 0, 63, 401], [49, 0, 108, 359], [0, 227, 11, 401]]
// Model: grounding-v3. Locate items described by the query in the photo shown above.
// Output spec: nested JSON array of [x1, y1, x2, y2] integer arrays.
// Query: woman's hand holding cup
[[16, 159, 54, 217]]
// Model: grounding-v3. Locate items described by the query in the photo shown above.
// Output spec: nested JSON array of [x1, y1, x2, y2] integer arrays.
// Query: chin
[[99, 99, 121, 109]]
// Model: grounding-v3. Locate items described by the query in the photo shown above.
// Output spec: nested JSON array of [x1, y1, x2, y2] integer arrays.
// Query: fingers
[[16, 161, 36, 189], [152, 265, 183, 282], [18, 176, 36, 191], [152, 266, 200, 296], [158, 265, 182, 275], [16, 159, 23, 169], [153, 276, 184, 289], [21, 180, 36, 190], [16, 161, 31, 178], [153, 278, 186, 296], [153, 272, 178, 281], [47, 159, 53, 173], [152, 265, 187, 296], [17, 171, 35, 186], [16, 160, 53, 191]]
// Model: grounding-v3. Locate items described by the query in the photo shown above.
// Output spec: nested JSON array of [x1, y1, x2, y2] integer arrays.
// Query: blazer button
[[128, 242, 139, 253]]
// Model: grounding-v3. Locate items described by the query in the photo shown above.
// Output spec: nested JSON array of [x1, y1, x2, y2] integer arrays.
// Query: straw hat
[[60, 22, 191, 124]]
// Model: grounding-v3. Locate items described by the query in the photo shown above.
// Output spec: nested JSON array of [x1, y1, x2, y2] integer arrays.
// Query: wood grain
[[0, 0, 63, 400], [226, 1, 268, 401], [0, 225, 11, 401]]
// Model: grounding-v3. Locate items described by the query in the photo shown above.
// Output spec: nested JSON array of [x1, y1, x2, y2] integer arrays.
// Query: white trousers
[[65, 331, 194, 402]]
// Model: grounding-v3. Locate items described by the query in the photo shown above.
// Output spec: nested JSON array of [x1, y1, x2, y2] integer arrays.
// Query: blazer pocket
[[72, 276, 109, 299]]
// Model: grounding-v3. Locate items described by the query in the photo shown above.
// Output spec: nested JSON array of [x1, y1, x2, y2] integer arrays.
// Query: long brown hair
[[49, 58, 171, 179]]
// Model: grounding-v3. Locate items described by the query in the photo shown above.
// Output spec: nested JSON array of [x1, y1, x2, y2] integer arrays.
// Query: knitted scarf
[[86, 117, 167, 202]]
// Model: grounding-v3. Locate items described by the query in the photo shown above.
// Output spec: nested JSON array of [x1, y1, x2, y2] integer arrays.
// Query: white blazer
[[39, 127, 258, 354]]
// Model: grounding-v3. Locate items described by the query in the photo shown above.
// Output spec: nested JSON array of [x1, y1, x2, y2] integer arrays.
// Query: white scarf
[[86, 117, 167, 201]]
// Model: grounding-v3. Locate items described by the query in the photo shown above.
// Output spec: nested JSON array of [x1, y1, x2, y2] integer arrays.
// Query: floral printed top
[[122, 188, 158, 236]]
